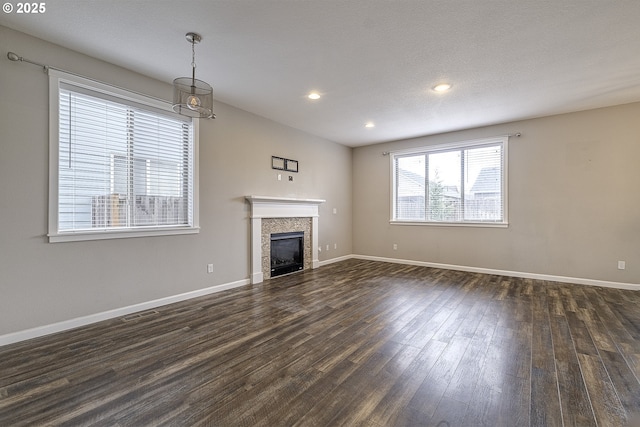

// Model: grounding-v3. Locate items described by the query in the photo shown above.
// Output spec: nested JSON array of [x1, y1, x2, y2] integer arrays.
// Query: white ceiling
[[3, 1, 640, 147]]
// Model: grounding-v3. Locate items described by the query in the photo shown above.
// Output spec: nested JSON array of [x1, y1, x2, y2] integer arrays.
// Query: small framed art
[[271, 156, 286, 170], [285, 159, 298, 173]]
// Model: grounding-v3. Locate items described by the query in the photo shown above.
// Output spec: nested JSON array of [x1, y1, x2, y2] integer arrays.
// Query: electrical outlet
[[207, 263, 214, 273], [333, 208, 337, 214], [618, 260, 626, 270], [334, 243, 337, 249], [393, 244, 398, 250], [277, 174, 282, 181], [326, 244, 330, 251], [288, 176, 294, 181]]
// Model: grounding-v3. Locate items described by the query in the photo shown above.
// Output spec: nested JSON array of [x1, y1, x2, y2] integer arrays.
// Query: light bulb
[[433, 83, 452, 92], [187, 95, 201, 110]]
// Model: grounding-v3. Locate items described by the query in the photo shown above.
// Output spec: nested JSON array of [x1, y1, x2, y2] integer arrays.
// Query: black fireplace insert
[[270, 231, 304, 277]]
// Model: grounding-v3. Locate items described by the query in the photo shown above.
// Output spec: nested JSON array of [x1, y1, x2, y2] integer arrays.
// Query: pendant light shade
[[173, 32, 215, 119], [172, 76, 214, 118]]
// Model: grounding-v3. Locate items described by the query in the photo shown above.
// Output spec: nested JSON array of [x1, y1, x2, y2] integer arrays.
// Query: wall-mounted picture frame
[[271, 156, 286, 170], [285, 159, 298, 173], [272, 156, 299, 173]]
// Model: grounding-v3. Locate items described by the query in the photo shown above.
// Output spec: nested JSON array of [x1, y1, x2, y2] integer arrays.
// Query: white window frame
[[48, 70, 200, 242], [390, 136, 508, 227]]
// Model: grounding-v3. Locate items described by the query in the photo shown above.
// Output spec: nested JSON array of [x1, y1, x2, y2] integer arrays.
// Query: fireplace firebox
[[270, 231, 304, 277]]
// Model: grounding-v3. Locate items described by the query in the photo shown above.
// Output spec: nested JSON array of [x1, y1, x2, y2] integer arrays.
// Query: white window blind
[[49, 71, 198, 242], [391, 137, 508, 226]]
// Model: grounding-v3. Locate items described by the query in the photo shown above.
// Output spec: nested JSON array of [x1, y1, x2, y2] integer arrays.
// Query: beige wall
[[353, 103, 640, 285], [2, 23, 638, 339], [0, 26, 352, 336]]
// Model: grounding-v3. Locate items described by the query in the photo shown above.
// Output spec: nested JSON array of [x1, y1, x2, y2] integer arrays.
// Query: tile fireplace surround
[[246, 196, 325, 284]]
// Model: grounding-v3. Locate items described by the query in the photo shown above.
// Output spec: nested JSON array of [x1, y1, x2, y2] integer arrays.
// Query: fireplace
[[246, 196, 325, 284], [270, 231, 304, 277]]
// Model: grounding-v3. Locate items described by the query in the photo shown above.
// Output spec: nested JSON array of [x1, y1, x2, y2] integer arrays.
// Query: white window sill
[[390, 220, 508, 228], [48, 226, 200, 243]]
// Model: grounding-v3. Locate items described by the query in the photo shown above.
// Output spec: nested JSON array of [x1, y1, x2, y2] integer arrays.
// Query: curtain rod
[[381, 133, 521, 156], [7, 51, 175, 107], [7, 51, 51, 72]]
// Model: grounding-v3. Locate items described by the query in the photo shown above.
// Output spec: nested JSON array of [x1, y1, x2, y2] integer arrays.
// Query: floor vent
[[121, 309, 159, 322]]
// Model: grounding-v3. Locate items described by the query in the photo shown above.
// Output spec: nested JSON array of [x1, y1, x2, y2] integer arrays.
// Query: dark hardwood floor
[[1, 259, 639, 426]]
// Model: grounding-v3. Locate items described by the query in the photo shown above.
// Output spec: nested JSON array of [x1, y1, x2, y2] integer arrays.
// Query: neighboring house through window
[[391, 136, 508, 226], [48, 70, 199, 242]]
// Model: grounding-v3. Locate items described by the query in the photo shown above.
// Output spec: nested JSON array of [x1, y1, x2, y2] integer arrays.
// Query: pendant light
[[173, 32, 215, 119]]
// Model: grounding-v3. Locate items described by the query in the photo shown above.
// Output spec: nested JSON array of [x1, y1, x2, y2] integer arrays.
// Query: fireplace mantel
[[246, 196, 326, 218], [246, 196, 325, 284]]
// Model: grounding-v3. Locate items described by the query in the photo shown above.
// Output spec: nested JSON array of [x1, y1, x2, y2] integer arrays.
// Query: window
[[391, 137, 508, 226], [48, 70, 199, 242]]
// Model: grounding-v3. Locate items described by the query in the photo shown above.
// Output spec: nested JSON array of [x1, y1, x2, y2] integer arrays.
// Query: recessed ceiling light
[[365, 122, 375, 128], [308, 92, 321, 100], [433, 83, 452, 92]]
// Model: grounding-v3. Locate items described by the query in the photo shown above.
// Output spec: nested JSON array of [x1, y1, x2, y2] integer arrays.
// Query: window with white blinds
[[391, 137, 508, 226], [48, 70, 199, 242]]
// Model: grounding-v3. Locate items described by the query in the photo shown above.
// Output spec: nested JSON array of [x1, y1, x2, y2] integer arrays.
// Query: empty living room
[[1, 1, 639, 426]]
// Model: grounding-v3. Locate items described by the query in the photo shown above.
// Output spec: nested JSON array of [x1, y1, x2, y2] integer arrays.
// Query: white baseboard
[[350, 254, 640, 291], [250, 272, 264, 285], [0, 278, 250, 348], [318, 254, 354, 267], [3, 255, 637, 347]]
